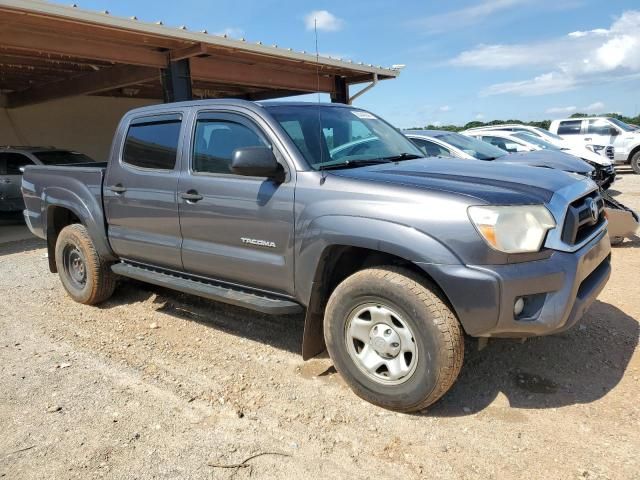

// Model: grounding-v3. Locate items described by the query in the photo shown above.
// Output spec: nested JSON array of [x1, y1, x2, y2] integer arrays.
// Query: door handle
[[181, 190, 203, 202], [109, 184, 127, 194], [584, 138, 592, 141], [2, 178, 11, 184]]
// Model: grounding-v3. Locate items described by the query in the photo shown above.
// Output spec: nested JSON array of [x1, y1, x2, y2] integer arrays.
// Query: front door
[[103, 113, 184, 270], [178, 110, 295, 295]]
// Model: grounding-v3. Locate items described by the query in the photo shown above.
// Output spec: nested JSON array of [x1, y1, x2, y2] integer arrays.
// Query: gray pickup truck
[[22, 100, 612, 412]]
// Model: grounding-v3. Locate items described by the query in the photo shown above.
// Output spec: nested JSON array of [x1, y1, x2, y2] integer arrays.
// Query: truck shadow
[[613, 234, 640, 249], [105, 279, 305, 355], [0, 238, 45, 256], [427, 300, 638, 417]]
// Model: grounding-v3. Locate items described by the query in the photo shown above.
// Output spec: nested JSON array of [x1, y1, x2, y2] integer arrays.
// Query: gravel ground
[[1, 172, 639, 480]]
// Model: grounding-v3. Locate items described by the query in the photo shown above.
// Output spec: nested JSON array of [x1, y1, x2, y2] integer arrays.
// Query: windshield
[[33, 150, 95, 165], [265, 104, 423, 170], [513, 132, 561, 150], [534, 127, 564, 141], [435, 132, 507, 160], [608, 117, 635, 132]]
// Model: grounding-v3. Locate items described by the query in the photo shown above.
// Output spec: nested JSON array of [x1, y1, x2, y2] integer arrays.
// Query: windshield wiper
[[318, 159, 392, 171], [379, 153, 423, 162]]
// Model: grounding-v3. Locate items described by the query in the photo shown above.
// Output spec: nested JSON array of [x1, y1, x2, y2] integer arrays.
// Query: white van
[[549, 117, 640, 173]]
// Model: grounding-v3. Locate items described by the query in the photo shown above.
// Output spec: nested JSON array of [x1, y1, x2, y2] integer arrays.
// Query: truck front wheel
[[631, 151, 640, 175], [54, 224, 116, 305], [324, 266, 464, 412]]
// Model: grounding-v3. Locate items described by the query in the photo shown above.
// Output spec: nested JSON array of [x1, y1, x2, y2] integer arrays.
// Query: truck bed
[[21, 164, 108, 247]]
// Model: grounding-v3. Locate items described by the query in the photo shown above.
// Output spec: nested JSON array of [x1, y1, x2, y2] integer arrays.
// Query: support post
[[330, 76, 348, 104], [162, 59, 193, 103]]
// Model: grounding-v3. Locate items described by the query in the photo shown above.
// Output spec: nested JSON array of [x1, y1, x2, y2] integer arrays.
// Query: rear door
[[555, 119, 585, 148], [0, 152, 34, 211], [177, 108, 295, 295], [104, 113, 185, 270]]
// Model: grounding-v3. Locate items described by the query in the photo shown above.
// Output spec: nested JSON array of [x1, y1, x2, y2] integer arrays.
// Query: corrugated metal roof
[[0, 0, 401, 78]]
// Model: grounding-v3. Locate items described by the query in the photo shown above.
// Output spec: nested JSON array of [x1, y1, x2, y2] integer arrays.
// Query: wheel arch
[[628, 144, 640, 165], [43, 188, 115, 272], [300, 221, 462, 360]]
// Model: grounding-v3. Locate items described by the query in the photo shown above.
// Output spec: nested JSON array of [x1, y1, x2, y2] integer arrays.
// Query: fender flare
[[296, 215, 462, 359], [42, 186, 115, 269]]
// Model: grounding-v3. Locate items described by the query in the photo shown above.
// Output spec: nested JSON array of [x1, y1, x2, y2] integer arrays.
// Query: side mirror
[[19, 167, 26, 173], [231, 146, 282, 179], [610, 127, 619, 136]]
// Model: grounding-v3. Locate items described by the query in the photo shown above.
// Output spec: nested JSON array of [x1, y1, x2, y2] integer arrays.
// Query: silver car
[[0, 147, 95, 212]]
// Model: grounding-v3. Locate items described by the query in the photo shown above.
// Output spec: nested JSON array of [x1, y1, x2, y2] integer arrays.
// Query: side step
[[111, 262, 303, 315]]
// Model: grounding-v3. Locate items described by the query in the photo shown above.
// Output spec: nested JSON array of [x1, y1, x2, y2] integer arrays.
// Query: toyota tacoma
[[22, 100, 611, 412]]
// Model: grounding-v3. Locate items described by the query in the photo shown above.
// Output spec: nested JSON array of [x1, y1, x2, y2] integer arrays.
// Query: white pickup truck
[[549, 117, 640, 174]]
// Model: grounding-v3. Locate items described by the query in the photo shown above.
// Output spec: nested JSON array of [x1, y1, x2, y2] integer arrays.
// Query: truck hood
[[497, 150, 594, 175], [331, 157, 588, 205]]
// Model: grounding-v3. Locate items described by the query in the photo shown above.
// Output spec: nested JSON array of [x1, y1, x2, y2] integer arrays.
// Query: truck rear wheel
[[324, 266, 464, 412], [631, 151, 640, 175], [54, 224, 116, 305]]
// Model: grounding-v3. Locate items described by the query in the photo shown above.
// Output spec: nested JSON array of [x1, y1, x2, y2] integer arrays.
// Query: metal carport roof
[[0, 0, 401, 108]]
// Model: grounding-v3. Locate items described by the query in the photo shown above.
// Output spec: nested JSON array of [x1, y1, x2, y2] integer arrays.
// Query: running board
[[111, 262, 303, 315]]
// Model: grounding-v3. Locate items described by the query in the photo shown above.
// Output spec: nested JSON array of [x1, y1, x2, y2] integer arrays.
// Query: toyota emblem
[[587, 198, 599, 223]]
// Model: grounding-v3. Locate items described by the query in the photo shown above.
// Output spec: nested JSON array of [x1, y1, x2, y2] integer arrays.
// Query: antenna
[[314, 18, 326, 180], [314, 18, 321, 104]]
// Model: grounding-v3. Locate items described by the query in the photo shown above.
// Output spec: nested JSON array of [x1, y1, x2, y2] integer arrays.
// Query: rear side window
[[410, 138, 451, 157], [482, 136, 524, 153], [557, 120, 582, 135], [122, 115, 182, 170], [0, 153, 34, 175], [192, 116, 268, 174], [586, 119, 612, 135]]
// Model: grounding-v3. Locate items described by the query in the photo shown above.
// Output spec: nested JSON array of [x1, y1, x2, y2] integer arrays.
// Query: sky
[[51, 0, 640, 128]]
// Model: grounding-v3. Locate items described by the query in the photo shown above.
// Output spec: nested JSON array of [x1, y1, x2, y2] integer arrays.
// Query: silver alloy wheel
[[345, 302, 418, 385]]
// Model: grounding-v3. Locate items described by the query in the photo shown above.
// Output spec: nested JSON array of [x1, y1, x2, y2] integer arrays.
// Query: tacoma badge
[[241, 237, 276, 248]]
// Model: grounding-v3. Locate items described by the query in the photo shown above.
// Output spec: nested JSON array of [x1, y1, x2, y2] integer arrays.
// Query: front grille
[[561, 191, 605, 246], [604, 146, 614, 160]]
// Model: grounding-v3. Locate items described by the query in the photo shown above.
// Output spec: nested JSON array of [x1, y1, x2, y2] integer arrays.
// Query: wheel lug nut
[[391, 342, 399, 348], [385, 329, 391, 336]]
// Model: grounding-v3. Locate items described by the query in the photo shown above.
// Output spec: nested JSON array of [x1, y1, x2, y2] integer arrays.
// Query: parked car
[[23, 100, 611, 412], [463, 123, 615, 166], [463, 130, 616, 189], [549, 117, 640, 173], [405, 130, 594, 176], [406, 130, 637, 243], [0, 147, 95, 212]]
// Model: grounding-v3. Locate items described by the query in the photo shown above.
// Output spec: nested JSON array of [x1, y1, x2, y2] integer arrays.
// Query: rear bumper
[[421, 228, 611, 337]]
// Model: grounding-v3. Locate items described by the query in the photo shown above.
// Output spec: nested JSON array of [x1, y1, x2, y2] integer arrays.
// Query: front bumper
[[594, 164, 616, 189], [420, 228, 611, 337]]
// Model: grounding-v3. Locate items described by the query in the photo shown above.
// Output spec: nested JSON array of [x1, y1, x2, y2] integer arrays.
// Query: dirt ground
[[1, 172, 639, 480]]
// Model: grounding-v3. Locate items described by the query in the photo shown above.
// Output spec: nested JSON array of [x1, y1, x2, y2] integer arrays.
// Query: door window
[[586, 119, 613, 136], [192, 115, 269, 174], [557, 120, 582, 135], [0, 153, 34, 175], [122, 115, 182, 170]]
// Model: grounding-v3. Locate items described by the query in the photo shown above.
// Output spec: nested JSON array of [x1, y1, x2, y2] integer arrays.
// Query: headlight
[[585, 145, 605, 155], [468, 205, 556, 253]]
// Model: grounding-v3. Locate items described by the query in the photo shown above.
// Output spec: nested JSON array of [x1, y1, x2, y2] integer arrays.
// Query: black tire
[[324, 266, 464, 412], [632, 151, 640, 175], [54, 224, 116, 305]]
